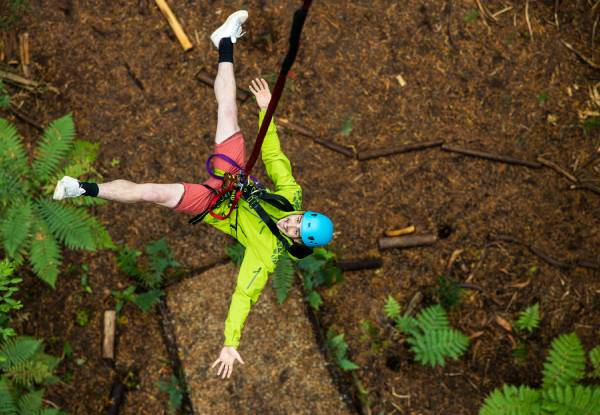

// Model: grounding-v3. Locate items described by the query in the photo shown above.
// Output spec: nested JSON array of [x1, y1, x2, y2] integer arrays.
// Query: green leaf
[[307, 290, 323, 310], [272, 254, 294, 304], [145, 238, 179, 281], [28, 218, 61, 287], [117, 245, 142, 277], [36, 200, 96, 251], [1, 200, 32, 258], [17, 389, 44, 414], [0, 336, 43, 370], [132, 289, 164, 312], [479, 384, 541, 415], [541, 385, 600, 415], [226, 242, 245, 267], [408, 329, 469, 368], [415, 305, 450, 332], [339, 358, 359, 371], [340, 116, 353, 136], [32, 114, 76, 183], [542, 333, 586, 389], [589, 346, 600, 379], [515, 303, 540, 333], [0, 118, 28, 176], [384, 295, 401, 320]]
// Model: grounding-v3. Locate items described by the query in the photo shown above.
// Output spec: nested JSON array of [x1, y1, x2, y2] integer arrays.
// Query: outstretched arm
[[212, 248, 270, 378], [249, 78, 302, 207]]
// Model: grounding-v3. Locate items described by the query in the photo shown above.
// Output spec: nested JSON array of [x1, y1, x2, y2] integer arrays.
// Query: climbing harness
[[189, 0, 314, 259]]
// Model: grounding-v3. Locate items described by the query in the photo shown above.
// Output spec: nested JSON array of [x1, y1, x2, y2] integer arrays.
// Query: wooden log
[[103, 310, 116, 360], [154, 0, 193, 51], [336, 257, 382, 272], [358, 140, 444, 161], [441, 145, 542, 168], [378, 234, 437, 250], [195, 70, 250, 102], [18, 32, 29, 78]]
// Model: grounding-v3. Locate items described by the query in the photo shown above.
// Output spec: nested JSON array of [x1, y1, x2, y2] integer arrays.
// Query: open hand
[[211, 346, 245, 379], [249, 78, 271, 110]]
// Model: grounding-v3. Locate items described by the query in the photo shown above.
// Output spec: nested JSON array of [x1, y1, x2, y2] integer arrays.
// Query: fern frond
[[272, 254, 294, 304], [384, 295, 401, 320], [415, 304, 450, 332], [542, 333, 586, 389], [589, 346, 600, 379], [36, 200, 96, 251], [17, 389, 44, 414], [0, 172, 28, 211], [0, 378, 18, 415], [408, 328, 469, 368], [541, 385, 600, 415], [1, 200, 32, 258], [0, 119, 28, 175], [132, 289, 164, 312], [31, 115, 75, 183], [515, 303, 540, 333], [58, 139, 100, 178], [28, 218, 61, 288], [0, 336, 42, 370], [5, 360, 52, 388], [395, 315, 419, 337], [226, 243, 245, 267], [479, 384, 541, 415]]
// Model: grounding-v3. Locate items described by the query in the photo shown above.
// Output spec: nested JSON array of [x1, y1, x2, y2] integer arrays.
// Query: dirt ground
[[3, 0, 600, 414]]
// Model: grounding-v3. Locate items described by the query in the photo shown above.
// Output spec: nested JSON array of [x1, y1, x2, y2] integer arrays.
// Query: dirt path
[[166, 264, 353, 414]]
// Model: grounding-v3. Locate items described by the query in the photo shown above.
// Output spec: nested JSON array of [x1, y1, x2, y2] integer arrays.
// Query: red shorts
[[174, 131, 246, 215]]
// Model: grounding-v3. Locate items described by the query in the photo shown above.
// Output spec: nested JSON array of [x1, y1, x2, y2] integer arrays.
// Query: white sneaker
[[53, 176, 85, 200], [210, 10, 248, 48]]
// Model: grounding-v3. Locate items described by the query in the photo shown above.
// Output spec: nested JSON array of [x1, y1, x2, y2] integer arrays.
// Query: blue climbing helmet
[[300, 211, 334, 247]]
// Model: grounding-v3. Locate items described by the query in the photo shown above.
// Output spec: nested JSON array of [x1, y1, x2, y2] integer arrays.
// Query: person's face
[[276, 214, 303, 242]]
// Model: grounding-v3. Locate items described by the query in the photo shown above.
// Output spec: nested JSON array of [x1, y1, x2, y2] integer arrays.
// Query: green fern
[[408, 328, 470, 368], [0, 119, 28, 177], [0, 378, 18, 414], [36, 200, 96, 251], [396, 305, 469, 368], [515, 303, 540, 333], [589, 346, 600, 379], [226, 242, 245, 267], [0, 337, 42, 371], [542, 333, 586, 389], [541, 385, 600, 415], [132, 289, 164, 312], [5, 360, 53, 388], [1, 201, 32, 258], [17, 389, 43, 414], [28, 219, 61, 288], [272, 254, 294, 304], [31, 115, 75, 183], [479, 384, 541, 415], [384, 295, 401, 320], [327, 329, 359, 371]]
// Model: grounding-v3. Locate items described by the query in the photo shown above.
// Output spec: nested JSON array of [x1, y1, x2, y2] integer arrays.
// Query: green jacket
[[203, 110, 302, 348]]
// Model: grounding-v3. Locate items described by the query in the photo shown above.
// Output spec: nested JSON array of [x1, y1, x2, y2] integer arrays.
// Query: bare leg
[[98, 180, 184, 208], [214, 62, 240, 144]]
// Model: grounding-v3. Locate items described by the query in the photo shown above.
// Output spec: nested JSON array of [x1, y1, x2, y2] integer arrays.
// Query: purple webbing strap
[[205, 153, 244, 179]]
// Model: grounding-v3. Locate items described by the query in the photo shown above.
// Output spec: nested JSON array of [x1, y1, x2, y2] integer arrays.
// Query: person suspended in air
[[52, 10, 333, 379]]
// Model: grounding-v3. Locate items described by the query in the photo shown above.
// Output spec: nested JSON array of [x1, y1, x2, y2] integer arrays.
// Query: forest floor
[[2, 0, 599, 414]]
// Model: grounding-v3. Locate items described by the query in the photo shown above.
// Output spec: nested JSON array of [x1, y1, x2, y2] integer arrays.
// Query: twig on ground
[[491, 5, 513, 19], [314, 137, 355, 158], [277, 117, 355, 158], [8, 104, 44, 131], [554, 0, 560, 28], [336, 257, 382, 272], [474, 0, 491, 29], [491, 234, 600, 270], [443, 0, 458, 51], [154, 0, 193, 51], [537, 156, 578, 182], [570, 182, 600, 195], [123, 61, 144, 91], [525, 0, 534, 40], [19, 32, 30, 78], [357, 140, 444, 161], [441, 144, 542, 168], [561, 40, 600, 69], [378, 235, 437, 250], [404, 291, 423, 317]]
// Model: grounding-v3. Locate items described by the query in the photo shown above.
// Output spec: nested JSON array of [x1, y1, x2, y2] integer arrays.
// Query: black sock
[[80, 182, 99, 197], [218, 38, 234, 63]]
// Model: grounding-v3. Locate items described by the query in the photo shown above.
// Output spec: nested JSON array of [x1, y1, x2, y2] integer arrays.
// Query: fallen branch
[[102, 310, 116, 360], [19, 32, 30, 78], [525, 0, 534, 40], [154, 0, 193, 51], [106, 376, 126, 415], [123, 61, 144, 91], [0, 69, 40, 90], [378, 234, 437, 250], [277, 117, 355, 158], [570, 182, 600, 196], [491, 234, 600, 270], [358, 139, 444, 161], [156, 300, 196, 414], [336, 257, 382, 272], [8, 105, 44, 131], [561, 40, 600, 70], [537, 156, 577, 182], [195, 70, 250, 102], [441, 145, 542, 168]]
